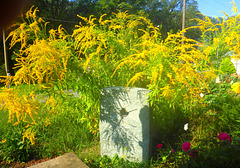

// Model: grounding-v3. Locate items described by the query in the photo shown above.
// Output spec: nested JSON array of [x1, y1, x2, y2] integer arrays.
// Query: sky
[[197, 0, 240, 17]]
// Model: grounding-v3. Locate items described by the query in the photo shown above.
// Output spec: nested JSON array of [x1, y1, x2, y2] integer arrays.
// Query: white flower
[[200, 93, 204, 98], [184, 123, 188, 131]]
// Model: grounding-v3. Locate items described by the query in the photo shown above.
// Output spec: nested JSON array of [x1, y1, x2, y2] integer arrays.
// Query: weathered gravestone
[[100, 87, 151, 162]]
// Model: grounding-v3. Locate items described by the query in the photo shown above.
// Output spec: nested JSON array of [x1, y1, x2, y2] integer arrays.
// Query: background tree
[[31, 0, 78, 31], [96, 0, 147, 15], [184, 0, 201, 40], [146, 0, 201, 39], [28, 0, 203, 38]]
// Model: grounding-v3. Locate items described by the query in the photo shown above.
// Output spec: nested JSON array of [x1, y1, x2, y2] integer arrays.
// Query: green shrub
[[200, 81, 240, 134], [84, 153, 157, 168], [219, 57, 236, 75]]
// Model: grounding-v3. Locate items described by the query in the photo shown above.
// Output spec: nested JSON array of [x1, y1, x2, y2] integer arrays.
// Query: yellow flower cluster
[[6, 6, 46, 53], [12, 39, 70, 86], [72, 11, 155, 73], [72, 10, 217, 103], [5, 7, 71, 87], [191, 0, 240, 60], [0, 7, 73, 144], [1, 139, 7, 143], [72, 15, 107, 72], [114, 30, 216, 101], [0, 88, 39, 125], [22, 127, 36, 144], [231, 82, 240, 93], [0, 87, 40, 144]]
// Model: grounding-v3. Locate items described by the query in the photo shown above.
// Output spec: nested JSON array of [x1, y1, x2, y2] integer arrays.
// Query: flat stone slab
[[28, 152, 89, 168]]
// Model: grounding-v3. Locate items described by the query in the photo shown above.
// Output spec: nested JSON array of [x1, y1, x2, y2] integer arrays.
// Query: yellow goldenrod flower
[[1, 139, 6, 143], [231, 0, 238, 14], [231, 82, 240, 93], [22, 128, 36, 145], [38, 17, 45, 23]]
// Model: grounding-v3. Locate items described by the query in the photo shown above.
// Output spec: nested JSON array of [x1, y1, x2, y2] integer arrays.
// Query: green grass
[[34, 108, 98, 158], [0, 109, 10, 141], [0, 84, 99, 164]]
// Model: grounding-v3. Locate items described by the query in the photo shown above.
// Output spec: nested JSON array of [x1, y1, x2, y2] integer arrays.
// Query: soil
[[0, 156, 57, 168]]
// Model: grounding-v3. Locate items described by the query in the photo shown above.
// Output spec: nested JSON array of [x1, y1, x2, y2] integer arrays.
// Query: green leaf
[[19, 145, 24, 150], [163, 156, 168, 163], [17, 141, 23, 146]]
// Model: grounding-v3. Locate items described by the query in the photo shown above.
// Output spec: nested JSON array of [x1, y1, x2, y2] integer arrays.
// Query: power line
[[199, 0, 225, 12], [37, 16, 79, 24], [213, 0, 232, 9]]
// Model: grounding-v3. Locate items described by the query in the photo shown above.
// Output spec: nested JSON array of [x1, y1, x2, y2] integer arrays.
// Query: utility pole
[[3, 29, 8, 75], [182, 0, 186, 45], [2, 29, 10, 88]]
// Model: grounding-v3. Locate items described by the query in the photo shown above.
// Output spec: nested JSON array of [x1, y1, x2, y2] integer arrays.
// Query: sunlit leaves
[[6, 6, 47, 53], [72, 11, 216, 105], [0, 87, 39, 144], [190, 0, 240, 68], [13, 39, 71, 86]]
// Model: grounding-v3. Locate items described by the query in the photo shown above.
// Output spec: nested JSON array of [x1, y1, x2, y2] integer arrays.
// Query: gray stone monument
[[100, 87, 151, 162]]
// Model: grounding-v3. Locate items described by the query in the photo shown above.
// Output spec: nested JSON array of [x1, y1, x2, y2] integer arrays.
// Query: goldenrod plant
[[72, 11, 154, 86], [6, 6, 48, 54], [190, 0, 240, 69], [0, 7, 73, 144], [0, 88, 38, 126], [1, 6, 218, 144], [6, 6, 71, 87], [8, 3, 240, 145], [72, 10, 216, 107], [0, 87, 39, 144]]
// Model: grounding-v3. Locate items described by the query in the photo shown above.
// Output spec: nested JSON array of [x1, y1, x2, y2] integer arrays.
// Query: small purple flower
[[171, 149, 175, 153]]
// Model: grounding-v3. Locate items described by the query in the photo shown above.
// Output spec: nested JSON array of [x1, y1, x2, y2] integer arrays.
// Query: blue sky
[[197, 0, 240, 17]]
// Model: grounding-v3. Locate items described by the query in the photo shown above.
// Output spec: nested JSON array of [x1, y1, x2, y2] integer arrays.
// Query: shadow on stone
[[100, 87, 151, 162]]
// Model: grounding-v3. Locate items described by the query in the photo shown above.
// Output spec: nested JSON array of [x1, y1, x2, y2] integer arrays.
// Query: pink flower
[[157, 144, 163, 149], [227, 137, 232, 142], [171, 149, 175, 153], [182, 142, 191, 152], [189, 152, 196, 157], [218, 133, 231, 141], [189, 149, 198, 157]]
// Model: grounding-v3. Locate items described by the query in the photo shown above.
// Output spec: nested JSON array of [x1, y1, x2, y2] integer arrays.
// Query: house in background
[[231, 58, 240, 74]]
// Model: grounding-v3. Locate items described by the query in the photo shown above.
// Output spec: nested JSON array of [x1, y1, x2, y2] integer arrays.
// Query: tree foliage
[[29, 0, 201, 37]]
